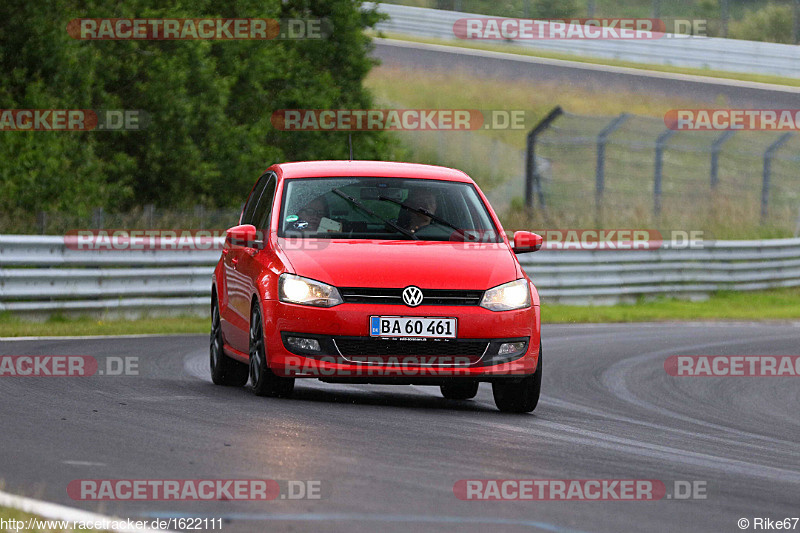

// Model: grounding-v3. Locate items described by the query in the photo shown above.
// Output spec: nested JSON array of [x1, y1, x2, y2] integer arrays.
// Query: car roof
[[272, 161, 473, 183]]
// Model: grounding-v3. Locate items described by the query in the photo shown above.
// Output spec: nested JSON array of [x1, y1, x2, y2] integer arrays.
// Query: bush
[[0, 0, 396, 216], [729, 3, 794, 43]]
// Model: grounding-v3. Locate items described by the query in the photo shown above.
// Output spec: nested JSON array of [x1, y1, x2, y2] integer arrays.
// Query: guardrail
[[520, 238, 800, 304], [3, 235, 800, 316], [0, 235, 218, 318], [370, 3, 800, 78]]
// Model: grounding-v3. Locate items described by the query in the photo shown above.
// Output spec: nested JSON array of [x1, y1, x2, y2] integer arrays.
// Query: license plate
[[370, 317, 457, 339]]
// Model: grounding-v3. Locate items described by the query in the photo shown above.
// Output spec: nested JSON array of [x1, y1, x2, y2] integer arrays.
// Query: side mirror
[[226, 224, 259, 249], [513, 231, 543, 254]]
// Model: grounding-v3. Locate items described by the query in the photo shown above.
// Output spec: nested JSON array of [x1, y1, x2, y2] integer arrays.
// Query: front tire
[[440, 381, 479, 400], [492, 347, 542, 413], [249, 303, 295, 398], [210, 295, 249, 387]]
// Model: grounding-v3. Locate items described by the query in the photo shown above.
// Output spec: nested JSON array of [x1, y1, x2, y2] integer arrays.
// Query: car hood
[[278, 239, 520, 290]]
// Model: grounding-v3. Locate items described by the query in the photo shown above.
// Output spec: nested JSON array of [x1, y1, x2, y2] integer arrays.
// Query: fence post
[[91, 207, 105, 229], [490, 138, 499, 183], [525, 106, 563, 211], [36, 212, 47, 235], [144, 204, 155, 227], [761, 132, 793, 222], [653, 129, 676, 218], [795, 206, 800, 238], [721, 0, 730, 37], [710, 130, 735, 189], [194, 204, 206, 228], [595, 113, 630, 225], [794, 0, 800, 44]]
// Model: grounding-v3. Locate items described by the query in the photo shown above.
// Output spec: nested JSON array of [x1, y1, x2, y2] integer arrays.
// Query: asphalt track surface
[[2, 322, 799, 533], [373, 39, 800, 108]]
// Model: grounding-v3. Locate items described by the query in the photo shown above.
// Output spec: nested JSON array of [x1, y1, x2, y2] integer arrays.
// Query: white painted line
[[0, 333, 201, 342], [62, 461, 107, 467], [0, 489, 174, 533], [125, 396, 206, 402], [377, 38, 800, 93]]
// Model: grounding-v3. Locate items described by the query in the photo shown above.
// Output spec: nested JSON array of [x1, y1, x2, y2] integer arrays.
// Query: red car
[[211, 161, 543, 412]]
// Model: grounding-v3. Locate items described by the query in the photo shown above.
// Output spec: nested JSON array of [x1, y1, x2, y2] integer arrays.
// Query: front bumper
[[260, 300, 540, 379]]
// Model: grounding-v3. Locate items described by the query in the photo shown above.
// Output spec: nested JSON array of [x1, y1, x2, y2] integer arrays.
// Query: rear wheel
[[249, 303, 295, 398], [492, 347, 542, 413], [209, 295, 249, 387], [440, 381, 479, 400]]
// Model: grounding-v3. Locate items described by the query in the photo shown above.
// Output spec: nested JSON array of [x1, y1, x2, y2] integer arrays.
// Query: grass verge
[[366, 64, 800, 238], [1, 289, 799, 337], [0, 506, 108, 532], [544, 288, 800, 323], [0, 314, 208, 338]]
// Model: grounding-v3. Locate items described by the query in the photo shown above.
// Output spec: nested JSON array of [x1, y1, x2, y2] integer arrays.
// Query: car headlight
[[480, 279, 531, 311], [278, 273, 343, 307]]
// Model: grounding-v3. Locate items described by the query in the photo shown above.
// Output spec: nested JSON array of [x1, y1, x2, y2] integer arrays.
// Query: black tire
[[210, 295, 249, 387], [249, 303, 295, 398], [440, 381, 479, 400], [492, 347, 542, 413]]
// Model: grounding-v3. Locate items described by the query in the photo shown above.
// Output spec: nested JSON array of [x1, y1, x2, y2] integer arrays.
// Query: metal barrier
[[3, 235, 800, 315], [370, 3, 800, 78], [520, 238, 800, 304], [0, 235, 218, 318]]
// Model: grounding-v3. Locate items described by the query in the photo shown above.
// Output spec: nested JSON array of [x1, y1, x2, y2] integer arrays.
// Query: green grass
[[0, 506, 110, 532], [373, 33, 800, 87], [0, 313, 208, 338], [366, 60, 800, 237], [544, 288, 800, 323], [1, 289, 800, 337]]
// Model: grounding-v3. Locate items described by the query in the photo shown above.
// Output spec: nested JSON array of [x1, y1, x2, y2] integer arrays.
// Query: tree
[[0, 0, 394, 218]]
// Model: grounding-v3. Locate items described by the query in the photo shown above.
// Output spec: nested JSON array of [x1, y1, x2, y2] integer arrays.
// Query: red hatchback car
[[211, 161, 543, 412]]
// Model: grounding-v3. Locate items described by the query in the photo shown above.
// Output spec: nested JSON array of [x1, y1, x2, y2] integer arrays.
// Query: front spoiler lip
[[273, 348, 538, 379], [280, 331, 529, 367]]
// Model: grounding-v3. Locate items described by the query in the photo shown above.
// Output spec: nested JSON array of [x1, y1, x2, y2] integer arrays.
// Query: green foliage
[[432, 0, 578, 18], [529, 0, 578, 19], [0, 0, 394, 217], [729, 3, 794, 43]]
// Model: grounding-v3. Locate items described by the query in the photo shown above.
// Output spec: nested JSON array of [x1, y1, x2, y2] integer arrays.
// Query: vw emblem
[[402, 286, 424, 307]]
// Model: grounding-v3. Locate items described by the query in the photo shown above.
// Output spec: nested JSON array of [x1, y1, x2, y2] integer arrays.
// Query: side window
[[240, 173, 271, 225], [252, 176, 277, 230]]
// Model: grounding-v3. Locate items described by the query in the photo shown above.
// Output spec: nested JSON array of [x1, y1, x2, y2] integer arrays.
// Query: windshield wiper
[[377, 195, 475, 241], [331, 189, 418, 240]]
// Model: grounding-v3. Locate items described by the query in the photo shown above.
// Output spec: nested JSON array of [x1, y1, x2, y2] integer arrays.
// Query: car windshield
[[279, 177, 500, 241]]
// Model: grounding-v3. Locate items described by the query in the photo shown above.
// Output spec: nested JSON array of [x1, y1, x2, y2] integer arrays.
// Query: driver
[[295, 195, 329, 232], [398, 188, 437, 235]]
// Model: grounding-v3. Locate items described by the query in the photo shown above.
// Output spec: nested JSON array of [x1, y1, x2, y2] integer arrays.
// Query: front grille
[[339, 287, 484, 306], [334, 337, 488, 358]]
